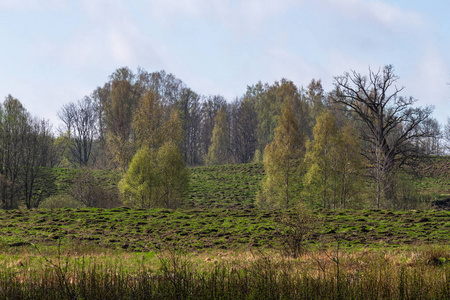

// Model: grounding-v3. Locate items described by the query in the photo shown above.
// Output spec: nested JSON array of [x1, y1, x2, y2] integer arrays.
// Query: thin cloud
[[143, 0, 298, 33], [410, 44, 449, 111], [0, 0, 69, 10], [318, 0, 424, 28]]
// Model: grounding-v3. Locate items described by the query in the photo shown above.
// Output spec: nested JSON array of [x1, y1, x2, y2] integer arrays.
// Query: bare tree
[[0, 96, 28, 208], [91, 83, 111, 169], [21, 118, 54, 209], [444, 117, 450, 153], [332, 65, 435, 208], [175, 88, 202, 165], [229, 97, 258, 163], [0, 96, 55, 209], [58, 97, 98, 167], [411, 117, 442, 155]]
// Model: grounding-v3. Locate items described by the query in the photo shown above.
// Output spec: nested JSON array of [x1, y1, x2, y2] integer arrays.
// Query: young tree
[[156, 142, 189, 208], [332, 65, 435, 208], [257, 103, 305, 209], [205, 107, 231, 165], [119, 143, 188, 209], [303, 111, 339, 209], [334, 123, 365, 208], [120, 85, 188, 209], [304, 111, 364, 209], [199, 95, 226, 161], [119, 147, 157, 208]]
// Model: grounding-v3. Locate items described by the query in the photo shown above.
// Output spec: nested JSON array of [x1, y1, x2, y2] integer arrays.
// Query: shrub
[[276, 203, 319, 258], [39, 194, 84, 209], [70, 168, 122, 208]]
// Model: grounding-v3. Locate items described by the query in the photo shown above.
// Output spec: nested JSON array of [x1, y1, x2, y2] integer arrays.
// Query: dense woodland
[[1, 65, 449, 210]]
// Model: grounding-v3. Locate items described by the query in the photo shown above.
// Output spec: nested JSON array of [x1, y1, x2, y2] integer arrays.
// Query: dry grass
[[0, 245, 449, 299]]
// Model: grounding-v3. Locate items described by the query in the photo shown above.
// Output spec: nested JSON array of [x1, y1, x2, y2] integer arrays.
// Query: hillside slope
[[43, 156, 450, 210]]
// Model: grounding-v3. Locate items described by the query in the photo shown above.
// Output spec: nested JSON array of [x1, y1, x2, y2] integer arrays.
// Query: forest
[[0, 65, 448, 211]]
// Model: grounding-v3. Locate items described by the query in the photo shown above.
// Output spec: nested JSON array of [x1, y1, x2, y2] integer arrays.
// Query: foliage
[[119, 143, 188, 209], [205, 107, 231, 165], [133, 90, 182, 150], [156, 142, 190, 208], [257, 104, 305, 209], [304, 111, 364, 209], [39, 194, 84, 209], [252, 149, 263, 164], [104, 68, 140, 172]]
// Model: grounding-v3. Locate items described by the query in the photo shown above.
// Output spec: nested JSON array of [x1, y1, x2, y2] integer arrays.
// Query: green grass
[[188, 163, 265, 209], [0, 208, 449, 252], [42, 156, 450, 210]]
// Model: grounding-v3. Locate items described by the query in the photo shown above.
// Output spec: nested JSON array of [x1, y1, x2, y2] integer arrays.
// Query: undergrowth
[[0, 246, 449, 299]]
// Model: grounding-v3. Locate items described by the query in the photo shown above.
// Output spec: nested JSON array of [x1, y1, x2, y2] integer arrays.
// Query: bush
[[39, 194, 84, 209], [387, 172, 431, 210], [276, 203, 319, 258], [71, 168, 122, 208]]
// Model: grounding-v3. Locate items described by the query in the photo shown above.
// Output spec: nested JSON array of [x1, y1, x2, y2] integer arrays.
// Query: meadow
[[0, 157, 449, 299]]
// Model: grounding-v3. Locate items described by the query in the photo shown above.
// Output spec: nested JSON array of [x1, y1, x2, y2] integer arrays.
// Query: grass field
[[43, 156, 450, 210], [0, 208, 449, 252], [1, 157, 449, 298]]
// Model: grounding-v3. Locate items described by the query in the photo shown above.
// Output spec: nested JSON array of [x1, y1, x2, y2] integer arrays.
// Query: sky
[[0, 0, 449, 128]]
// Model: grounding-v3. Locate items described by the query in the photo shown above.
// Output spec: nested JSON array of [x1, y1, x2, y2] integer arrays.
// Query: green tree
[[303, 111, 339, 209], [304, 111, 364, 209], [335, 123, 365, 208], [104, 68, 140, 172], [120, 83, 187, 209], [205, 108, 231, 165], [119, 147, 157, 208], [133, 90, 165, 149], [256, 103, 305, 209], [156, 142, 189, 208], [119, 143, 188, 209]]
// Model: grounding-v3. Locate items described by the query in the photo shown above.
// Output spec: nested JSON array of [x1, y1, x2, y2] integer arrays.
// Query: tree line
[[1, 65, 448, 209]]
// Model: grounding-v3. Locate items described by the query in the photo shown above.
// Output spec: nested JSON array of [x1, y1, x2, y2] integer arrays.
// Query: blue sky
[[0, 0, 449, 128]]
